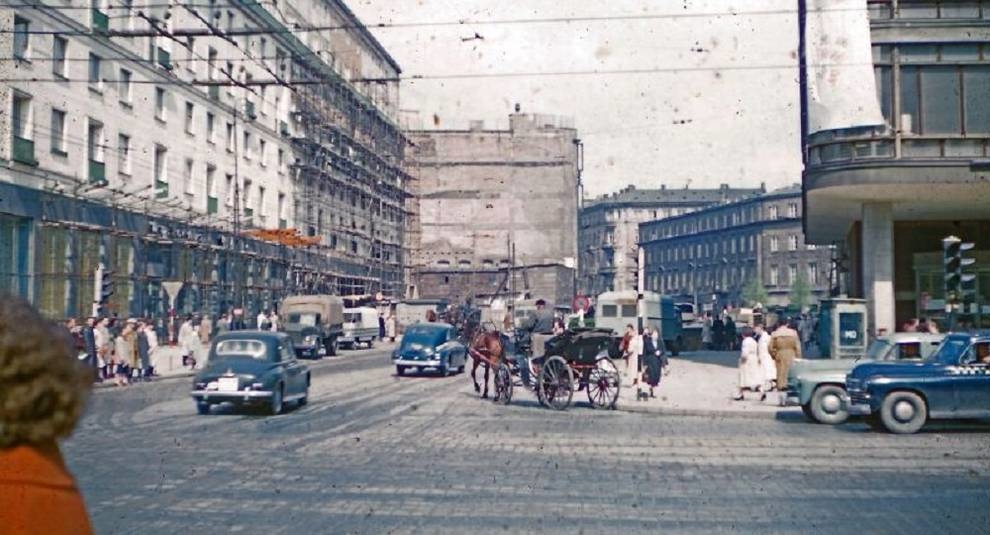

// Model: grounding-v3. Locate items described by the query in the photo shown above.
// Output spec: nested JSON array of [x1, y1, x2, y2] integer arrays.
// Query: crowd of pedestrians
[[66, 316, 161, 387], [734, 318, 803, 401], [618, 324, 670, 402]]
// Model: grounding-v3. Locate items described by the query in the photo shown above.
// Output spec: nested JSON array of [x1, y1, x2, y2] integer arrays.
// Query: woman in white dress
[[755, 323, 776, 397], [733, 327, 762, 400], [625, 328, 644, 387]]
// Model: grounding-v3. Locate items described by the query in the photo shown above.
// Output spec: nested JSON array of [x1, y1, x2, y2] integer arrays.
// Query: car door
[[953, 342, 990, 417], [279, 342, 303, 395]]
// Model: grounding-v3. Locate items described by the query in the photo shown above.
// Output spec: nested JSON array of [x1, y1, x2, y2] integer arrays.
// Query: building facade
[[405, 113, 580, 306], [804, 1, 990, 333], [640, 187, 834, 310], [1, 0, 407, 320], [578, 184, 765, 296]]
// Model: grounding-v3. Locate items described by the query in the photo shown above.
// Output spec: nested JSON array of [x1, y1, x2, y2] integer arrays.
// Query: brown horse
[[468, 330, 504, 398]]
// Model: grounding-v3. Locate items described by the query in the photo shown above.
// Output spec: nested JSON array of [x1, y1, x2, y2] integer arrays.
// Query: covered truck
[[281, 295, 344, 358]]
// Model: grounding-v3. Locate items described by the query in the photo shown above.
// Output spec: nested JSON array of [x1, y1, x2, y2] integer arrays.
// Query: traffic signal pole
[[943, 235, 976, 331]]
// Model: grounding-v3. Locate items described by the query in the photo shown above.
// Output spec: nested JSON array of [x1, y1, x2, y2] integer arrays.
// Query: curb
[[92, 371, 195, 391], [615, 402, 801, 420]]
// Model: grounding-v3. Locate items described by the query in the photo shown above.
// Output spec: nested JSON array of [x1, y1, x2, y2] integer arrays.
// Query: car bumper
[[841, 393, 873, 416], [294, 345, 320, 357], [783, 389, 802, 407], [394, 359, 441, 367], [191, 390, 273, 402]]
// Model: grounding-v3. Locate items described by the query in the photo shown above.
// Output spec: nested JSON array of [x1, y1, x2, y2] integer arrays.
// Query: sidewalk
[[615, 351, 802, 419], [93, 346, 194, 389]]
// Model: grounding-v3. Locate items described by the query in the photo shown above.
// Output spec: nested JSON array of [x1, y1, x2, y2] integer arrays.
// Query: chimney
[[760, 181, 766, 192]]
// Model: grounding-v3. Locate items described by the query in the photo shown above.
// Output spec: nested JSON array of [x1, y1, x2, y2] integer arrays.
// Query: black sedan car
[[391, 322, 467, 376], [191, 331, 310, 415]]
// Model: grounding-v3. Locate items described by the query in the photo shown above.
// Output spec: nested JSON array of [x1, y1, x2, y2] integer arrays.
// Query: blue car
[[392, 322, 466, 376], [844, 332, 990, 434]]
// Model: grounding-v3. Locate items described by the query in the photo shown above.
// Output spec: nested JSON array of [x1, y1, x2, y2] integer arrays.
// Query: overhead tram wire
[[0, 60, 876, 85], [1, 5, 872, 36]]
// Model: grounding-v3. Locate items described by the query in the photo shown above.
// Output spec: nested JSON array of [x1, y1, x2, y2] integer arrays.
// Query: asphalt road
[[64, 348, 990, 535]]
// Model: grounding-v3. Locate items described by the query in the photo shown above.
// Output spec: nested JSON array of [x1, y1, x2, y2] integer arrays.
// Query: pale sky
[[350, 0, 803, 197]]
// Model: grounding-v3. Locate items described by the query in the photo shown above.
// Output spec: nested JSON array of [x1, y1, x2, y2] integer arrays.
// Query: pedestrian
[[712, 315, 724, 350], [94, 317, 112, 380], [378, 313, 386, 340], [722, 316, 737, 351], [179, 316, 198, 368], [701, 313, 712, 350], [199, 314, 213, 345], [619, 323, 635, 378], [733, 327, 762, 401], [230, 309, 246, 330], [82, 317, 100, 383], [144, 319, 159, 378], [0, 295, 94, 534], [135, 320, 151, 382], [257, 309, 270, 330], [386, 311, 397, 342], [640, 326, 665, 400], [901, 318, 918, 332], [926, 319, 940, 334], [754, 323, 775, 396], [526, 299, 555, 360], [268, 311, 279, 332], [113, 322, 137, 387], [799, 314, 814, 352], [769, 318, 802, 390], [625, 326, 643, 388], [216, 313, 230, 335]]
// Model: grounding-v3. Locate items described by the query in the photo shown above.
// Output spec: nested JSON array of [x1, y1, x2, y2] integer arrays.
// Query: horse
[[468, 329, 505, 399]]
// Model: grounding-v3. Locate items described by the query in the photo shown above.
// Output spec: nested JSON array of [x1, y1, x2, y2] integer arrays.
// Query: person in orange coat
[[0, 295, 94, 535]]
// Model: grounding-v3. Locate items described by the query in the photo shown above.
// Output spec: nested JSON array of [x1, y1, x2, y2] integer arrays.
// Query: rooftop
[[583, 183, 767, 209]]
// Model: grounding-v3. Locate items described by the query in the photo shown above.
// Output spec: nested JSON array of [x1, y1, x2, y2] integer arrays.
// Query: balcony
[[207, 196, 219, 215], [156, 47, 172, 70], [91, 8, 109, 33], [12, 136, 38, 166], [208, 84, 220, 100], [88, 159, 106, 184]]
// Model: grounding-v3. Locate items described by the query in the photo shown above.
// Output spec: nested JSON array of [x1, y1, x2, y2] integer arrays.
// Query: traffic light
[[942, 235, 975, 306], [95, 263, 115, 306]]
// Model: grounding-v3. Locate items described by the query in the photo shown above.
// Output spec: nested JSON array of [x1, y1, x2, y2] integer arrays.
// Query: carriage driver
[[526, 298, 556, 364]]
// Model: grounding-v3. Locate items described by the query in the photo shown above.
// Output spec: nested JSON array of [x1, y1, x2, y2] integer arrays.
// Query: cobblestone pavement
[[64, 349, 990, 535]]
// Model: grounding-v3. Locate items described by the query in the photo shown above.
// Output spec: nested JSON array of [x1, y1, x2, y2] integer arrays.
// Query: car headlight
[[423, 347, 435, 356], [304, 335, 318, 344], [846, 378, 861, 391]]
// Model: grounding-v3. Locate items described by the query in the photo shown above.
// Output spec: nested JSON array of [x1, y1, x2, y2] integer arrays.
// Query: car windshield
[[214, 339, 268, 360], [929, 337, 970, 365], [287, 313, 319, 326], [864, 340, 892, 360], [344, 313, 362, 323], [400, 326, 446, 349]]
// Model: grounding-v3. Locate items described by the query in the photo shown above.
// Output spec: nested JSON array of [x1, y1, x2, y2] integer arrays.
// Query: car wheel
[[326, 338, 339, 357], [367, 339, 374, 349], [879, 391, 927, 434], [396, 365, 406, 376], [810, 385, 849, 425], [439, 362, 449, 377], [268, 384, 284, 415], [196, 402, 210, 415]]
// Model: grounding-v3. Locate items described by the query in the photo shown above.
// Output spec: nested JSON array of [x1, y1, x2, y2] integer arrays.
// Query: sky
[[349, 0, 803, 197]]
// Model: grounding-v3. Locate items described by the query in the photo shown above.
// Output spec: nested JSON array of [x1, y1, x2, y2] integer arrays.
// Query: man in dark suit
[[82, 317, 99, 383]]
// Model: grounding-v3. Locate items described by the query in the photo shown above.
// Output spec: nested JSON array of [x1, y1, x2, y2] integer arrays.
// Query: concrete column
[[861, 202, 895, 336]]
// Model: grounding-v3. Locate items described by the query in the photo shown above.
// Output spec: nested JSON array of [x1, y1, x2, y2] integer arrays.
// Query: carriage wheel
[[538, 356, 574, 411], [493, 362, 513, 405], [586, 356, 621, 410]]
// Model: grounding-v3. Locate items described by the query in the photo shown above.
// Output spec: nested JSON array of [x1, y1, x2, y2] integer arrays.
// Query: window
[[119, 69, 132, 104], [206, 112, 215, 143], [52, 36, 68, 77], [184, 36, 195, 72], [13, 17, 29, 60], [808, 262, 819, 285], [207, 47, 218, 80], [226, 122, 235, 151], [259, 139, 267, 166], [788, 264, 798, 285], [88, 53, 102, 89], [50, 109, 67, 155], [243, 131, 252, 159], [184, 102, 194, 134], [154, 145, 168, 198], [224, 174, 234, 207], [769, 236, 779, 252], [87, 120, 104, 182], [155, 87, 166, 120], [242, 179, 252, 215], [768, 205, 778, 220], [788, 235, 799, 251], [12, 94, 31, 140], [787, 203, 797, 218], [118, 134, 131, 176], [258, 186, 266, 216], [277, 192, 285, 225], [963, 67, 990, 134], [769, 265, 779, 286], [277, 148, 285, 172], [206, 165, 217, 199], [184, 158, 194, 195]]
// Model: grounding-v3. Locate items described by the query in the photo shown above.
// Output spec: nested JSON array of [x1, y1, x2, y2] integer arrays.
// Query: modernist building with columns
[[803, 1, 990, 334]]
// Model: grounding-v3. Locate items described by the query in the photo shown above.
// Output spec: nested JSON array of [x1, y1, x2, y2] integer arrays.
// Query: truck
[[280, 295, 344, 358], [341, 307, 380, 349], [595, 291, 684, 355], [395, 299, 449, 333]]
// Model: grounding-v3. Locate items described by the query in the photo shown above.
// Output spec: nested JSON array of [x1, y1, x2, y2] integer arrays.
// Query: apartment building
[[0, 0, 407, 319]]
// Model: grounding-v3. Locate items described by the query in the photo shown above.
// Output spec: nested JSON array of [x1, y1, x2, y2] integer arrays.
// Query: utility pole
[[798, 0, 810, 238], [231, 100, 243, 310]]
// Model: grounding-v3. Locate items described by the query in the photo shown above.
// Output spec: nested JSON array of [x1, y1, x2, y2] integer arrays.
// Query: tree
[[789, 271, 813, 313], [741, 276, 769, 308]]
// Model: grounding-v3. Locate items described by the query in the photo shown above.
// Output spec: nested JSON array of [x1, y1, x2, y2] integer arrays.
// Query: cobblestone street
[[64, 350, 990, 535]]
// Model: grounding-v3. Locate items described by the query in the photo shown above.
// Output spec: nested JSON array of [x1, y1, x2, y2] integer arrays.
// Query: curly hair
[[0, 295, 91, 448]]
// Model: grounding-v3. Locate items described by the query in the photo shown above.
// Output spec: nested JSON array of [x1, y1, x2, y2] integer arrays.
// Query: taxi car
[[391, 322, 466, 376]]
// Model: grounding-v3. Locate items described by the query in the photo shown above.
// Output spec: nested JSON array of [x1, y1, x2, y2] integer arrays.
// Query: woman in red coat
[[0, 296, 93, 534]]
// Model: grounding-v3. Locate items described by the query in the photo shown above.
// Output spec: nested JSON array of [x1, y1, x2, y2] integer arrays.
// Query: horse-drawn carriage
[[468, 326, 622, 411]]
